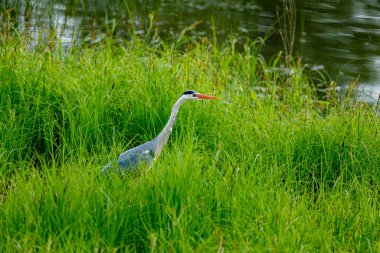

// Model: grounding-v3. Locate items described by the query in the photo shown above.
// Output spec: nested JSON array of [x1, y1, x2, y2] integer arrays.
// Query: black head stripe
[[182, 90, 197, 95]]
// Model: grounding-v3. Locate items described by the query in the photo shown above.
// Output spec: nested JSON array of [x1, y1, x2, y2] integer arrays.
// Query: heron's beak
[[195, 93, 218, 100]]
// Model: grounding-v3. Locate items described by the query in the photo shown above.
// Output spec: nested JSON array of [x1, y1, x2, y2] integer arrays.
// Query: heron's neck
[[154, 97, 186, 156]]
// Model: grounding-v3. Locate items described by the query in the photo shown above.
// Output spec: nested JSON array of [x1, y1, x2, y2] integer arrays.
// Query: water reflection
[[1, 0, 380, 102]]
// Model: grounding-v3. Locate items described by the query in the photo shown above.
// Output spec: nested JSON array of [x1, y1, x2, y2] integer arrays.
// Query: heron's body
[[101, 90, 217, 174]]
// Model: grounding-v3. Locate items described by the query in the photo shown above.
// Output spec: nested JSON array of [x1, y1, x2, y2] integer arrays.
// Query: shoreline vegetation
[[1, 24, 380, 252]]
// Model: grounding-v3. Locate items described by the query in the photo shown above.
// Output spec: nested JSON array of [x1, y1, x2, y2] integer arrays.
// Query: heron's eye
[[192, 94, 196, 97]]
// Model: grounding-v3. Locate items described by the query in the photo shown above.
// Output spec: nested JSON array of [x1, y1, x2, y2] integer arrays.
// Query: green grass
[[0, 33, 380, 252]]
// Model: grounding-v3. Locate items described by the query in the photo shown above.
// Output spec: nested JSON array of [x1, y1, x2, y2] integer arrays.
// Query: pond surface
[[2, 0, 380, 102]]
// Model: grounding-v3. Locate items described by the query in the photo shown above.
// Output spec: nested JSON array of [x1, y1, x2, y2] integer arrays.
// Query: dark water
[[2, 0, 380, 102]]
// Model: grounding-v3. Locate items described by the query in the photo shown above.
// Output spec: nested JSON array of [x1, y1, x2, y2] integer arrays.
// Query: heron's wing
[[100, 158, 119, 174], [101, 162, 112, 173], [117, 141, 155, 172]]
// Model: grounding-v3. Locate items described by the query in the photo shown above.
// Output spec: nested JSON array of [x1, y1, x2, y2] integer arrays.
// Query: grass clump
[[0, 33, 380, 252]]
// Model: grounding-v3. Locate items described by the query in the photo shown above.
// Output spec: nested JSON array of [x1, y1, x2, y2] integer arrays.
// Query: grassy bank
[[1, 34, 380, 252]]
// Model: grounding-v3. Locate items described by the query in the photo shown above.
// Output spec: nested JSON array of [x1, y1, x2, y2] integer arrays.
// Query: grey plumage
[[101, 90, 218, 174], [101, 140, 155, 174], [118, 141, 155, 170]]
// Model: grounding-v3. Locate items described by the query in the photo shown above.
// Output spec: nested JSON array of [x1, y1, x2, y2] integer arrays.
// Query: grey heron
[[101, 90, 218, 174]]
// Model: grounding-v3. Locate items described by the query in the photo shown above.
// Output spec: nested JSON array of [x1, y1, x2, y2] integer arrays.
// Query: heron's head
[[180, 90, 218, 100]]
